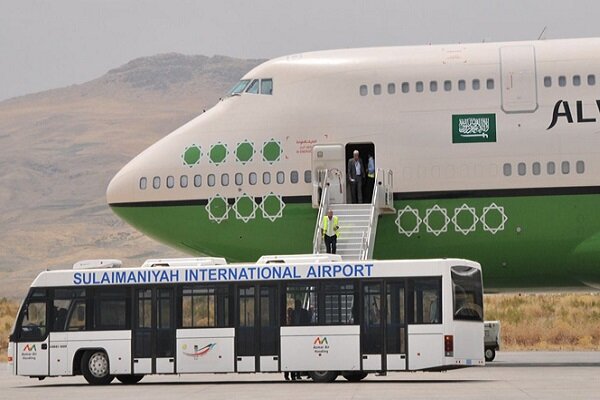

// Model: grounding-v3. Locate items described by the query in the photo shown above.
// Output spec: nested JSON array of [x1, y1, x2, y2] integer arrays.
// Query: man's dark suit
[[347, 157, 366, 203]]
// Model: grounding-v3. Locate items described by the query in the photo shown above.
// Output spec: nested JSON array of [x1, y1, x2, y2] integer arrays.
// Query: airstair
[[313, 168, 395, 260]]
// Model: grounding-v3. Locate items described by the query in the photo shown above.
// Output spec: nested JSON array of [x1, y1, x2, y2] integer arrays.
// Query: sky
[[2, 0, 600, 101]]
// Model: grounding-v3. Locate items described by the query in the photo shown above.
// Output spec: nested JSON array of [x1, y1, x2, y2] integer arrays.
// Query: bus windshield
[[451, 265, 483, 321]]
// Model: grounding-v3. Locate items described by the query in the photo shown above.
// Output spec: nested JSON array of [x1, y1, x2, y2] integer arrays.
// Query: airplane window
[[221, 174, 229, 186], [263, 172, 271, 185], [588, 74, 596, 86], [229, 79, 251, 95], [139, 177, 147, 190], [444, 80, 452, 91], [235, 173, 243, 185], [547, 162, 556, 175], [246, 79, 259, 94], [261, 79, 273, 95], [167, 176, 175, 188], [208, 174, 216, 187], [503, 163, 512, 177], [458, 80, 466, 91], [532, 162, 541, 176], [194, 174, 202, 187], [153, 176, 161, 189], [291, 170, 299, 184], [180, 175, 188, 188], [430, 81, 438, 92], [486, 79, 494, 90], [544, 76, 552, 87], [561, 161, 570, 174], [360, 85, 368, 96], [558, 76, 566, 87], [472, 79, 480, 90], [388, 83, 396, 94], [517, 163, 526, 176], [573, 75, 581, 86], [576, 160, 585, 174], [401, 82, 409, 93], [276, 171, 285, 184], [373, 84, 382, 95], [416, 81, 424, 93], [249, 172, 257, 185], [304, 170, 312, 183]]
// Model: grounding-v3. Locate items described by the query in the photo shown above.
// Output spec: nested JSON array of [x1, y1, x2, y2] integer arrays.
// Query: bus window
[[94, 287, 129, 330], [285, 285, 317, 325], [451, 266, 484, 321], [181, 286, 230, 328], [52, 288, 86, 332], [66, 301, 86, 331], [411, 278, 442, 324], [386, 281, 406, 354], [323, 283, 355, 324], [19, 300, 47, 341]]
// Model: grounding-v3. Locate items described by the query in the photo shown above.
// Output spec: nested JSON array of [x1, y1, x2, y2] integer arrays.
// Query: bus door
[[361, 282, 384, 371], [385, 280, 407, 370], [15, 290, 49, 376], [236, 284, 279, 372], [133, 287, 175, 374]]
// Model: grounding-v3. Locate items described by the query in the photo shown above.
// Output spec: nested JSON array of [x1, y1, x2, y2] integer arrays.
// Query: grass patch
[[485, 293, 600, 350]]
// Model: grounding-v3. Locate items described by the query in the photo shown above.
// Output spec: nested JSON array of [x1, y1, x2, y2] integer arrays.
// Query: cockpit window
[[229, 79, 251, 95], [246, 79, 260, 94], [261, 79, 273, 95]]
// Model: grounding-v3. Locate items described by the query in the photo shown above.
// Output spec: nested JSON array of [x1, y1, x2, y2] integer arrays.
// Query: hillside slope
[[0, 54, 264, 297]]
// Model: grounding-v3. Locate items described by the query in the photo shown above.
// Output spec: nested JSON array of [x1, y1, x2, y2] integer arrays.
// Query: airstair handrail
[[312, 169, 330, 254]]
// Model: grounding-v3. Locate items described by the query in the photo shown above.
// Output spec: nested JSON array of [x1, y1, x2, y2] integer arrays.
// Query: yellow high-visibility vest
[[322, 215, 340, 237]]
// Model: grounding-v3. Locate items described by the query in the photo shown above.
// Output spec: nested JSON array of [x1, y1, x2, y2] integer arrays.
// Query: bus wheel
[[485, 348, 496, 362], [309, 371, 338, 383], [342, 372, 368, 382], [116, 375, 144, 384], [82, 350, 114, 385]]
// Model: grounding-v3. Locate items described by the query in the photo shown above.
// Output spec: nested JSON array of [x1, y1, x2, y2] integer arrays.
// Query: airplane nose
[[106, 163, 136, 206]]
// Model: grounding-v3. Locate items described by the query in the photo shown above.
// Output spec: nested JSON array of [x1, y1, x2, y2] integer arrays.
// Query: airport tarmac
[[2, 352, 599, 400]]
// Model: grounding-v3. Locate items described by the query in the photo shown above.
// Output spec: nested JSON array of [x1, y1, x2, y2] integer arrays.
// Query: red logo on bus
[[23, 344, 37, 352]]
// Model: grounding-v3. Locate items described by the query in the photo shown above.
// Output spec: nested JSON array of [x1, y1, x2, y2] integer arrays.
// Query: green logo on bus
[[452, 114, 496, 143]]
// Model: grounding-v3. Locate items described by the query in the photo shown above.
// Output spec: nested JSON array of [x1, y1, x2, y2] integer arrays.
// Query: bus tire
[[309, 370, 338, 383], [82, 350, 114, 385], [116, 374, 144, 384], [484, 347, 496, 362], [342, 371, 368, 382]]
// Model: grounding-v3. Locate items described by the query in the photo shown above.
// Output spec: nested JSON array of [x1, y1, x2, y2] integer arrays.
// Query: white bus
[[8, 256, 484, 384]]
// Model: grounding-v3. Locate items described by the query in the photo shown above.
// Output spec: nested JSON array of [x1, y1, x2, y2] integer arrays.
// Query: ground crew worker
[[322, 208, 340, 254]]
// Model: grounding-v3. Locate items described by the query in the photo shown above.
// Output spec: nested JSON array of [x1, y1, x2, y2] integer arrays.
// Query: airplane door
[[500, 46, 538, 113], [311, 144, 345, 206]]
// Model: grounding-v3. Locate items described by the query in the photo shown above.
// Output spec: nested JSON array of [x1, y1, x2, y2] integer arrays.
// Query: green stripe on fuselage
[[110, 194, 600, 289]]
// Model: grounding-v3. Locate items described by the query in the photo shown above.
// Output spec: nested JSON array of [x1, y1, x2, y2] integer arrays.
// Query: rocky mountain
[[0, 54, 264, 298]]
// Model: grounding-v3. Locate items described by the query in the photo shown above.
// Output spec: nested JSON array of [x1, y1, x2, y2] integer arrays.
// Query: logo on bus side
[[452, 114, 497, 143], [313, 337, 330, 354], [182, 343, 217, 359], [23, 344, 37, 352]]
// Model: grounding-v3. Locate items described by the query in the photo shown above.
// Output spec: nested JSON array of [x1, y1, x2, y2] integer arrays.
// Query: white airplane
[[107, 37, 600, 290]]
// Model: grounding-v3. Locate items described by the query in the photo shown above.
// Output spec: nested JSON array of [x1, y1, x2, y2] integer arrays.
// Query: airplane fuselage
[[107, 38, 600, 290]]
